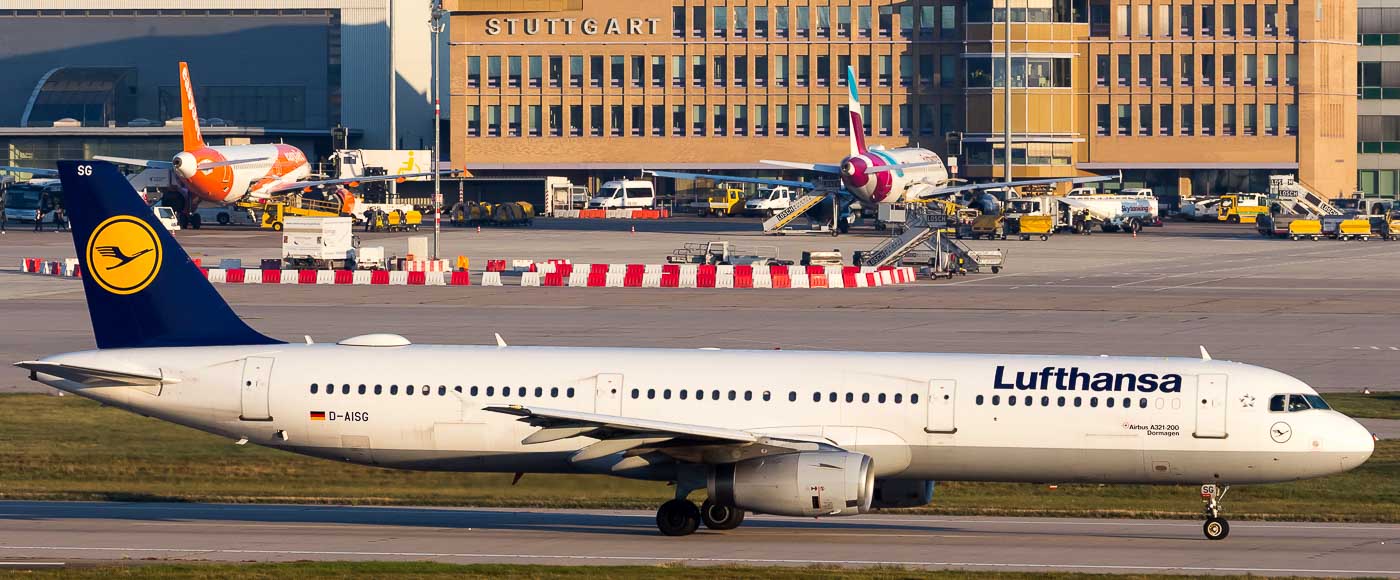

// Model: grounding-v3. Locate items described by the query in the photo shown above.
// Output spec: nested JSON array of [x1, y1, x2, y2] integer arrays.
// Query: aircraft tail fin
[[178, 62, 206, 152], [57, 160, 282, 349], [846, 66, 866, 156]]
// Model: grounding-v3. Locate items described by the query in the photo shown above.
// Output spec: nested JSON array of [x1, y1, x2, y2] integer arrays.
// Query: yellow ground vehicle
[[1013, 215, 1055, 241], [1217, 193, 1269, 224], [966, 214, 1006, 240], [1327, 218, 1373, 240], [691, 186, 745, 217]]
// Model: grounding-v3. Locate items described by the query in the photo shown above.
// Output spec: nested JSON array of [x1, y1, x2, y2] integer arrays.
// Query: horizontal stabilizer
[[865, 161, 940, 175], [644, 170, 816, 191], [93, 156, 174, 170], [197, 158, 266, 170], [15, 361, 176, 388]]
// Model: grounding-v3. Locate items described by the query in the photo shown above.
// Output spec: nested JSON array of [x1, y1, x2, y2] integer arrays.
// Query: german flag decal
[[309, 411, 327, 421]]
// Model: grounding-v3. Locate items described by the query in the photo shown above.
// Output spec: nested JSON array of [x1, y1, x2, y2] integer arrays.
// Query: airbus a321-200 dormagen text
[[21, 161, 1374, 540]]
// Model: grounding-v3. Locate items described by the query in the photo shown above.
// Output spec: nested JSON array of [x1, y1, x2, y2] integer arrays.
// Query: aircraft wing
[[263, 169, 463, 195], [912, 173, 1120, 199], [0, 165, 59, 177], [485, 404, 834, 465], [644, 170, 818, 191], [93, 156, 174, 170]]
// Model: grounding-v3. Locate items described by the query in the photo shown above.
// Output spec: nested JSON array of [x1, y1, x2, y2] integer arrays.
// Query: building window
[[714, 6, 728, 36], [899, 5, 915, 36], [879, 5, 893, 37], [734, 105, 748, 136], [816, 104, 830, 136], [1180, 4, 1194, 35], [1158, 4, 1173, 36], [857, 55, 871, 86], [937, 5, 952, 36], [1159, 54, 1173, 87], [630, 105, 643, 137], [755, 104, 769, 137], [1243, 54, 1256, 86], [899, 104, 911, 136], [1222, 54, 1235, 86], [756, 56, 769, 88], [1117, 103, 1131, 136], [1138, 104, 1152, 136], [713, 105, 727, 137], [671, 105, 684, 136], [817, 55, 830, 87], [1243, 3, 1255, 36], [838, 55, 851, 86], [631, 55, 643, 88], [590, 55, 603, 88], [797, 6, 810, 38], [735, 6, 749, 37], [672, 5, 685, 37], [1286, 3, 1296, 35], [1181, 104, 1195, 136], [1202, 54, 1215, 87], [467, 56, 480, 88], [1136, 3, 1151, 36], [466, 105, 479, 137], [1116, 4, 1130, 36], [1096, 103, 1111, 136], [651, 104, 664, 136], [858, 5, 871, 36], [487, 105, 500, 137], [570, 55, 583, 88], [879, 55, 892, 86], [1117, 54, 1131, 87], [692, 5, 706, 37], [569, 104, 582, 136], [735, 56, 748, 87], [756, 5, 770, 37], [507, 105, 520, 137], [651, 56, 664, 88], [549, 56, 563, 88], [817, 5, 831, 37], [1138, 54, 1152, 87], [529, 56, 542, 88], [838, 5, 851, 37], [922, 104, 938, 136], [797, 104, 810, 136], [940, 55, 956, 88], [1095, 55, 1109, 87], [1286, 104, 1298, 135], [672, 55, 685, 87], [692, 104, 705, 136], [610, 105, 623, 137], [1201, 4, 1214, 35], [549, 105, 562, 136], [692, 55, 706, 88], [878, 104, 892, 136], [776, 6, 789, 37], [1264, 103, 1278, 136], [1222, 3, 1236, 36], [508, 56, 521, 88], [1222, 103, 1235, 136], [777, 104, 790, 136], [1285, 54, 1297, 86], [590, 105, 603, 137], [1180, 54, 1194, 86], [776, 55, 789, 88], [1242, 103, 1256, 136], [609, 56, 623, 88], [900, 55, 914, 87], [488, 56, 501, 88], [940, 103, 957, 133], [1265, 54, 1278, 86], [1264, 4, 1277, 36], [796, 55, 809, 87]]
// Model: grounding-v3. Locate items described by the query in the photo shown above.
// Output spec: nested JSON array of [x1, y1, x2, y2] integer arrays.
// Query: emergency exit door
[[1193, 374, 1229, 438], [925, 379, 957, 433], [595, 373, 623, 416], [239, 357, 275, 421]]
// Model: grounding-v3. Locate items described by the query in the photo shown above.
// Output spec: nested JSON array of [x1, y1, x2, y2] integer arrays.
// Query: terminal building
[[449, 0, 1357, 202], [1358, 0, 1400, 197], [0, 1, 441, 171]]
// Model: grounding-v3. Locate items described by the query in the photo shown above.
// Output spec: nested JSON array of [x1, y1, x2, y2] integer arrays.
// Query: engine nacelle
[[707, 451, 874, 517], [870, 479, 935, 509]]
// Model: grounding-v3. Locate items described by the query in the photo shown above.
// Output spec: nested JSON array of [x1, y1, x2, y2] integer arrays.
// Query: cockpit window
[[1271, 393, 1331, 412]]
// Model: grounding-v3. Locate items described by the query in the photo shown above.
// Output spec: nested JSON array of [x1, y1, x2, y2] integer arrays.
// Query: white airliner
[[21, 160, 1374, 540]]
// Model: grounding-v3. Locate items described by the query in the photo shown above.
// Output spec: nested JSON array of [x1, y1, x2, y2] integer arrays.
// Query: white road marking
[[0, 545, 1395, 575]]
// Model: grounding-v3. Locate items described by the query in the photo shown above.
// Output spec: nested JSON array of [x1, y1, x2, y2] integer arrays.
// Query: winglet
[[495, 333, 508, 348], [178, 62, 206, 151], [1200, 346, 1212, 361]]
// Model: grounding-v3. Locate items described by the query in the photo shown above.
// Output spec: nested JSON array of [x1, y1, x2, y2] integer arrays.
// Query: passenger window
[[1139, 397, 1147, 408], [894, 393, 903, 404], [878, 393, 887, 404], [469, 386, 477, 396], [1041, 396, 1049, 406], [861, 393, 870, 403], [501, 386, 509, 397], [762, 391, 771, 401], [829, 392, 838, 402], [789, 391, 797, 402], [567, 387, 575, 398], [631, 388, 640, 399], [342, 384, 350, 394], [1123, 397, 1130, 408], [697, 389, 705, 400], [1057, 396, 1066, 407], [813, 392, 822, 402], [976, 394, 985, 405], [647, 388, 656, 399], [455, 386, 463, 394], [744, 391, 753, 401], [375, 384, 383, 395], [535, 387, 543, 397], [846, 392, 854, 403], [1090, 397, 1098, 408], [438, 386, 446, 396], [664, 389, 672, 400], [423, 385, 431, 396], [1022, 395, 1030, 406], [729, 390, 738, 401], [1269, 395, 1286, 412], [407, 385, 416, 395], [911, 394, 920, 404], [680, 389, 689, 400], [1074, 396, 1082, 407], [391, 385, 400, 395], [1107, 397, 1115, 408], [311, 384, 318, 394], [1008, 395, 1017, 406], [485, 386, 493, 396], [550, 387, 558, 397], [992, 395, 1000, 405], [360, 385, 367, 395]]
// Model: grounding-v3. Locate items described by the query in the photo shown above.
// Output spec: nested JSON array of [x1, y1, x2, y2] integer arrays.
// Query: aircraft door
[[239, 356, 275, 421], [924, 379, 957, 433], [1193, 374, 1229, 438], [595, 373, 623, 416]]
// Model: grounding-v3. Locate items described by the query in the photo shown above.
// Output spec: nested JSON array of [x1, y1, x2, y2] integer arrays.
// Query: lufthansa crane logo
[[85, 215, 162, 295]]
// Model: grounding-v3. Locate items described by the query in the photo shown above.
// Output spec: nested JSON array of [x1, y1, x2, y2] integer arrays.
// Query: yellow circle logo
[[85, 215, 162, 295]]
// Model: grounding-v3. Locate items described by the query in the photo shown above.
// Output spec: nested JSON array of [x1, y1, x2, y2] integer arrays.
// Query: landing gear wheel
[[1204, 517, 1230, 540], [656, 499, 701, 536], [700, 500, 745, 531]]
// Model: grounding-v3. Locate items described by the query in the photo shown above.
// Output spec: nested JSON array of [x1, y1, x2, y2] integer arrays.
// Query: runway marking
[[1, 545, 1396, 576]]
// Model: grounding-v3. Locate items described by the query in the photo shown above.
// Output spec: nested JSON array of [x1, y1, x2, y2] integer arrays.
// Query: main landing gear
[[655, 493, 748, 536], [1201, 484, 1231, 540]]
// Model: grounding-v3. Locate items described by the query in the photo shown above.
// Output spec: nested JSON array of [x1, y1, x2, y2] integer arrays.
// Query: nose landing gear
[[1201, 484, 1231, 540]]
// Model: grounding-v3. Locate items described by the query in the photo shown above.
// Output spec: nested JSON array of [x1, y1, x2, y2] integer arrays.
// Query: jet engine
[[870, 479, 935, 509], [707, 451, 874, 517]]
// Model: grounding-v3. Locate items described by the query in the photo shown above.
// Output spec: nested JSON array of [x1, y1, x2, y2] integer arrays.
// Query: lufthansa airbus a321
[[20, 160, 1375, 540]]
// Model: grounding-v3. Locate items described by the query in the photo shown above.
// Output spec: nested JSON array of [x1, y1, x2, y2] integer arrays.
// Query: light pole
[[430, 0, 447, 260]]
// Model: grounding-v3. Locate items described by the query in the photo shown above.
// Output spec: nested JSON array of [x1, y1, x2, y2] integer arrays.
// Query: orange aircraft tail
[[178, 62, 205, 152]]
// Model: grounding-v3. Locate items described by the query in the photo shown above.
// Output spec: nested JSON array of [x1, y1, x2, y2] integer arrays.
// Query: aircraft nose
[[1337, 416, 1375, 472]]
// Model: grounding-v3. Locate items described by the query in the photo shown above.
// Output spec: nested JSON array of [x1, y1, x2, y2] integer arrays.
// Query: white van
[[195, 206, 257, 226], [152, 205, 181, 232], [588, 179, 656, 209]]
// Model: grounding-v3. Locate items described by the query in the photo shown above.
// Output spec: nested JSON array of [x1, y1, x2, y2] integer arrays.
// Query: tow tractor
[[689, 183, 747, 217]]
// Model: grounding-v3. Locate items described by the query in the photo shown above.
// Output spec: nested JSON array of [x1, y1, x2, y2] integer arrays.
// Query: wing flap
[[486, 405, 758, 444]]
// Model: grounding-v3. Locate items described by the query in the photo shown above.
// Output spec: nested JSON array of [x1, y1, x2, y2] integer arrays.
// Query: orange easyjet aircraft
[[92, 62, 453, 212]]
